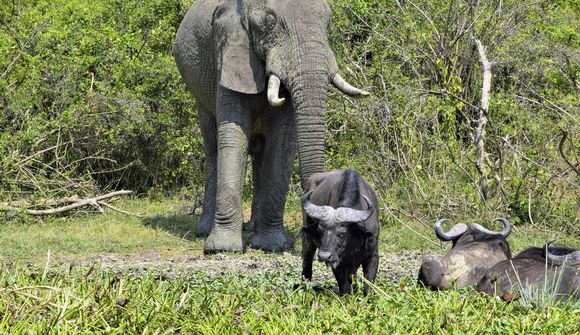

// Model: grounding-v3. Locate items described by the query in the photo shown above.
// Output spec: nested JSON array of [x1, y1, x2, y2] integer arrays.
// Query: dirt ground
[[73, 249, 426, 285]]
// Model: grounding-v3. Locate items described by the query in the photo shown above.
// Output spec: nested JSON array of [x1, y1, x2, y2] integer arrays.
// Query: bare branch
[[0, 191, 133, 216], [472, 37, 492, 201], [558, 130, 580, 178], [98, 201, 142, 217]]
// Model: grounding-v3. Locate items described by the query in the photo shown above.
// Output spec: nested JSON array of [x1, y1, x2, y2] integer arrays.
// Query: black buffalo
[[301, 168, 379, 294], [418, 218, 512, 289], [477, 242, 580, 299]]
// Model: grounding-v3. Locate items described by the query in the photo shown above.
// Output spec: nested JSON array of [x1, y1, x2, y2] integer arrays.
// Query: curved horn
[[335, 207, 372, 224], [267, 75, 285, 107], [544, 240, 580, 266], [303, 200, 333, 222], [331, 73, 370, 97], [434, 219, 468, 241], [471, 218, 512, 237], [546, 250, 580, 266], [362, 195, 374, 214], [334, 195, 374, 224]]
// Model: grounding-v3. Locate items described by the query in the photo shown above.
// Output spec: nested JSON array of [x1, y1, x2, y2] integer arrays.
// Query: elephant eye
[[265, 13, 276, 31]]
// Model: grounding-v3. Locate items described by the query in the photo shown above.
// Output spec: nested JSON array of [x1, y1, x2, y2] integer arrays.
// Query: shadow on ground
[[142, 214, 200, 241]]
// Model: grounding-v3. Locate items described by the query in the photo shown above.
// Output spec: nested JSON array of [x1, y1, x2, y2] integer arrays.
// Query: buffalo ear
[[353, 220, 378, 236], [212, 2, 265, 94], [301, 218, 320, 239]]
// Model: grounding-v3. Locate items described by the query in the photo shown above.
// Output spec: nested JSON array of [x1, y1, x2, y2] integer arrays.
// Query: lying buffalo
[[418, 218, 512, 290], [301, 168, 379, 294], [477, 242, 580, 299]]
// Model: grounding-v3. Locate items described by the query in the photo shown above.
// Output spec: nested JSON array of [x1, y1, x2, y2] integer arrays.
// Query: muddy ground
[[73, 250, 426, 285]]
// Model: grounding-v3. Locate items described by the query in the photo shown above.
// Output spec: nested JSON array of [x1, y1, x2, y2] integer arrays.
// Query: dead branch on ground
[[0, 190, 139, 217]]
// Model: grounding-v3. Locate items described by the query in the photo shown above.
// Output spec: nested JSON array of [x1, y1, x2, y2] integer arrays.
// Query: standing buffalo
[[301, 168, 379, 294], [477, 243, 580, 299], [418, 218, 512, 290]]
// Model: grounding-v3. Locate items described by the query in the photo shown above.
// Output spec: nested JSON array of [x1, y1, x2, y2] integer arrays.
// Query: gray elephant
[[173, 0, 368, 253]]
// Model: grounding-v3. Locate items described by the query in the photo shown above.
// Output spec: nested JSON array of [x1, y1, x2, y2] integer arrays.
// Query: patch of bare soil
[[74, 249, 425, 285]]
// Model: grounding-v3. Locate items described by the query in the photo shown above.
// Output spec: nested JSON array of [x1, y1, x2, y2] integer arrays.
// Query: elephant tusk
[[267, 75, 286, 107], [331, 73, 370, 97]]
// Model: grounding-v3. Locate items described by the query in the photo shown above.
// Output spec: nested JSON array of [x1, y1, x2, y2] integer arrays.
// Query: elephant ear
[[212, 1, 265, 94]]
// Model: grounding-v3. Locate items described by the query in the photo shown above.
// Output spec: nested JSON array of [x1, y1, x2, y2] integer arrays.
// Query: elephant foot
[[195, 220, 213, 237], [195, 213, 214, 237], [204, 225, 243, 253], [249, 228, 294, 253]]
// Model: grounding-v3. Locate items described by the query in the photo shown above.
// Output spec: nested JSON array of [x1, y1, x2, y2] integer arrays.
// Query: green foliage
[[0, 263, 578, 334], [1, 0, 578, 233], [0, 0, 201, 199], [325, 0, 579, 230]]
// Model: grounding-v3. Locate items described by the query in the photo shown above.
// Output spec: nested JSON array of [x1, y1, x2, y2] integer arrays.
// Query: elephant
[[173, 0, 368, 253]]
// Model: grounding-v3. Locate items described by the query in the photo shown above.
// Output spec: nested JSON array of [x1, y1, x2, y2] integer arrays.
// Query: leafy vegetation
[[1, 198, 579, 332], [0, 0, 200, 199], [0, 0, 578, 332], [327, 0, 579, 231], [1, 260, 579, 334], [1, 0, 577, 232]]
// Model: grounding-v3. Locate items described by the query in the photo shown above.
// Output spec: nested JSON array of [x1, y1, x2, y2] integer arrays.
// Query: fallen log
[[0, 190, 138, 216]]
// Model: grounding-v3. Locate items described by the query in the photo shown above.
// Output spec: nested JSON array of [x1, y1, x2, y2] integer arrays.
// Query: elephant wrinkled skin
[[173, 0, 367, 253]]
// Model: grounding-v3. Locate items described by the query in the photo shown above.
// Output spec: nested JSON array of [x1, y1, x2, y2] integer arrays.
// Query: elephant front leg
[[249, 111, 296, 252], [204, 90, 251, 253], [246, 135, 266, 232], [196, 106, 217, 237]]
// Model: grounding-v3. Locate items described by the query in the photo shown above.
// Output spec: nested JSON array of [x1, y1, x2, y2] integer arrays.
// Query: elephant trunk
[[287, 50, 331, 189]]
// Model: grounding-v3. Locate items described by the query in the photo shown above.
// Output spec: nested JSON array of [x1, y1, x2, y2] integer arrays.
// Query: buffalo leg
[[362, 254, 379, 294], [301, 235, 316, 280], [334, 267, 356, 295]]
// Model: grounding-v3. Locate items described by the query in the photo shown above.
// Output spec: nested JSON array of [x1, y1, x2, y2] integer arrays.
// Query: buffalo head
[[418, 218, 512, 290], [302, 192, 374, 269]]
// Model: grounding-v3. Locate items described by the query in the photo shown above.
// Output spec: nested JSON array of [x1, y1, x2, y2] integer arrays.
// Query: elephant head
[[212, 0, 368, 187]]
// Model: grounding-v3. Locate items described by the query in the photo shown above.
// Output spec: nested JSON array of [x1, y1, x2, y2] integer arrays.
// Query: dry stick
[[527, 190, 550, 233], [558, 130, 580, 178], [473, 37, 492, 202], [17, 136, 92, 165], [0, 195, 81, 209], [0, 190, 132, 215], [98, 201, 141, 217]]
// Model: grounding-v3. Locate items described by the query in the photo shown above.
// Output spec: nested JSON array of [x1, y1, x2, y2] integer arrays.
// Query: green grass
[[0, 199, 197, 263], [1, 197, 579, 334], [0, 264, 578, 334], [1, 197, 577, 263]]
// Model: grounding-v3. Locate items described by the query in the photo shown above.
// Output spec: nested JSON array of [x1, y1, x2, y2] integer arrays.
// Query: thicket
[[0, 0, 578, 231]]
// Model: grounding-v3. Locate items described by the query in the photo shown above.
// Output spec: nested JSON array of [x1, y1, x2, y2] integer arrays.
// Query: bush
[[1, 0, 577, 233], [325, 0, 579, 230], [0, 0, 201, 200]]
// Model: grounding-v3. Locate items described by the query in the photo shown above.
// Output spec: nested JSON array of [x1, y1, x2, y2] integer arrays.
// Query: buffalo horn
[[331, 73, 370, 97], [335, 195, 374, 224], [471, 218, 512, 237], [433, 219, 468, 241], [544, 241, 580, 266], [303, 200, 333, 222], [267, 75, 285, 107]]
